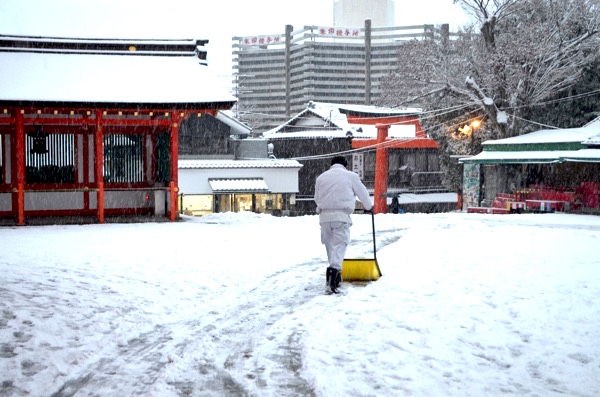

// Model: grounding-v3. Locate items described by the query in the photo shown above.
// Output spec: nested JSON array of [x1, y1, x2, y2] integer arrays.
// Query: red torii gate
[[347, 113, 440, 214]]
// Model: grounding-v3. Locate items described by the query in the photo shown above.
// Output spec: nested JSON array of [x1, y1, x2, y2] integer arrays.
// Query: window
[[103, 134, 144, 183], [155, 132, 170, 184], [25, 132, 75, 183]]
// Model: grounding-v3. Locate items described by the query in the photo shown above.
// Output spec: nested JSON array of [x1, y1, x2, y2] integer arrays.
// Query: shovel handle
[[371, 211, 376, 261], [371, 211, 382, 278]]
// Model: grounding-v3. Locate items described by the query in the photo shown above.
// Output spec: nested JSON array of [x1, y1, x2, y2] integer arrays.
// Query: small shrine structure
[[264, 102, 443, 214]]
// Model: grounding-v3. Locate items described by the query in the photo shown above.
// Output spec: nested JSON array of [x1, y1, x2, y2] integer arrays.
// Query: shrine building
[[0, 35, 235, 225], [264, 102, 445, 214]]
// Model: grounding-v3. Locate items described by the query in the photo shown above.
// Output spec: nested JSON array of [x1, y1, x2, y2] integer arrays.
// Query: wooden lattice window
[[103, 134, 144, 183], [25, 131, 75, 184]]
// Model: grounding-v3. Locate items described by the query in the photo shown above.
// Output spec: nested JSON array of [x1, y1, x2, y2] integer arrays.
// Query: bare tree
[[380, 0, 600, 139]]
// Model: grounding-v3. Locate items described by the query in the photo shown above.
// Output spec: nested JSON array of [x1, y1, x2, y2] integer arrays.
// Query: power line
[[509, 115, 559, 129], [235, 86, 600, 161], [503, 88, 600, 111], [235, 87, 600, 123]]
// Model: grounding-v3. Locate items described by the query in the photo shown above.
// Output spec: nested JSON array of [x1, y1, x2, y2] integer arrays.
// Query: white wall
[[0, 193, 11, 211], [25, 192, 84, 210], [104, 191, 152, 209]]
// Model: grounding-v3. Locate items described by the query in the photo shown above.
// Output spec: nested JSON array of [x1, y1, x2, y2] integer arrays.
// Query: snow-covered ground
[[1, 212, 599, 396]]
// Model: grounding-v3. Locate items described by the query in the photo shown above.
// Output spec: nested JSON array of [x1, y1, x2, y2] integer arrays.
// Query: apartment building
[[232, 22, 450, 133]]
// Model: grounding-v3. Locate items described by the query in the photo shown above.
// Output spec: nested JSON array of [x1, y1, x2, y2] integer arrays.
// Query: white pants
[[320, 221, 351, 270]]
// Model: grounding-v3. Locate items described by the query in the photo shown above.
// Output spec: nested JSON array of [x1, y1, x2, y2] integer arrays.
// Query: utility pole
[[285, 24, 293, 117], [364, 19, 372, 106]]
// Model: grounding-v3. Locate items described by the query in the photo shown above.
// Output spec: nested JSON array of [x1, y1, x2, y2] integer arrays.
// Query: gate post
[[16, 109, 25, 225], [374, 124, 389, 214], [95, 110, 104, 223], [169, 112, 180, 222]]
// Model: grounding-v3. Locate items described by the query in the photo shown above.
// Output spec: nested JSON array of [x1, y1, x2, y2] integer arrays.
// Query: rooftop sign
[[316, 26, 361, 38], [238, 26, 362, 47], [240, 35, 285, 47]]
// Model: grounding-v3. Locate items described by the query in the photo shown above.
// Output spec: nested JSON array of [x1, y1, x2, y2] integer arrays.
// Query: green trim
[[563, 158, 600, 163], [462, 158, 561, 164], [484, 142, 584, 151]]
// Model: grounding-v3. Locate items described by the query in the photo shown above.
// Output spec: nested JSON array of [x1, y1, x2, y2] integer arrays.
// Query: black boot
[[335, 270, 342, 289], [327, 267, 341, 294], [326, 266, 334, 286]]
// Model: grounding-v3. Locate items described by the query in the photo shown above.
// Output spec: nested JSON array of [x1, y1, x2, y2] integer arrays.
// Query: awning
[[208, 178, 270, 193], [460, 150, 579, 164], [562, 149, 600, 163]]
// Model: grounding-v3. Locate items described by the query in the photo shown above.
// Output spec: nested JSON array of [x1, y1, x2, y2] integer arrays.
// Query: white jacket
[[315, 164, 373, 218]]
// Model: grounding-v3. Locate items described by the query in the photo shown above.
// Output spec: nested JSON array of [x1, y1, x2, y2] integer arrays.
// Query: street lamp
[[457, 119, 481, 136]]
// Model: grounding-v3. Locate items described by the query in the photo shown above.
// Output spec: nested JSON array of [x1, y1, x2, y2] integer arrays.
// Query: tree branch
[[465, 76, 509, 138]]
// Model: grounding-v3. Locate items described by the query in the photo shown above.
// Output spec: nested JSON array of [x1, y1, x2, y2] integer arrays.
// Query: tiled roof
[[263, 101, 421, 138]]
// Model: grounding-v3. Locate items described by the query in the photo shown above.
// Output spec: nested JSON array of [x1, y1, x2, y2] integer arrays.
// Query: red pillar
[[169, 112, 180, 222], [374, 124, 389, 214], [15, 109, 25, 225], [95, 111, 104, 224]]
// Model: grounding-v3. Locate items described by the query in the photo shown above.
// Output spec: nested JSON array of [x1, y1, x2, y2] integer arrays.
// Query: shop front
[[181, 192, 286, 215], [178, 159, 302, 216], [460, 118, 600, 213]]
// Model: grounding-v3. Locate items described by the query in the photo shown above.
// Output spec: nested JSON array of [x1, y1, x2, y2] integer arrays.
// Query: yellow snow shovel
[[341, 211, 382, 281]]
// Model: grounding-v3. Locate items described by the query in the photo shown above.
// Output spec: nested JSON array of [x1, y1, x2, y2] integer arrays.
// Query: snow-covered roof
[[462, 148, 600, 164], [0, 34, 207, 56], [585, 135, 600, 146], [334, 102, 423, 116], [263, 101, 419, 139], [483, 117, 600, 146], [461, 150, 579, 164], [582, 117, 600, 146], [216, 111, 252, 135], [462, 147, 600, 164], [463, 117, 600, 164], [262, 103, 348, 137], [178, 159, 303, 169], [562, 148, 600, 162], [305, 101, 422, 120], [266, 126, 417, 140], [459, 117, 600, 164], [0, 50, 235, 106]]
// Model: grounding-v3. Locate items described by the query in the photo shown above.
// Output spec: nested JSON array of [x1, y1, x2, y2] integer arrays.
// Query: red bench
[[467, 207, 509, 214]]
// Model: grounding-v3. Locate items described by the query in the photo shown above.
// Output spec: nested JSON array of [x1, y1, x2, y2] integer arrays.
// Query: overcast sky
[[0, 0, 471, 78]]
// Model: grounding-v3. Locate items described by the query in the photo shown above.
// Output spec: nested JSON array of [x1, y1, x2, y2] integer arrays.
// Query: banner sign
[[352, 153, 364, 180], [240, 27, 361, 46], [240, 35, 285, 46], [316, 27, 361, 38], [462, 163, 480, 208]]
